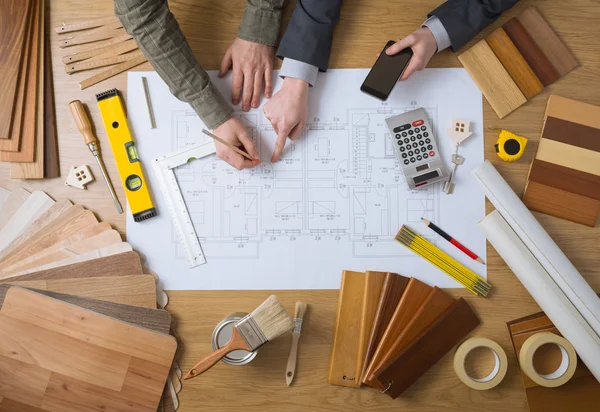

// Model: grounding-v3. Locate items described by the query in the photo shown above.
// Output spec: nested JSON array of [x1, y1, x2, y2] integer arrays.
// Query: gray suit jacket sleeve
[[276, 0, 343, 71], [429, 0, 520, 50]]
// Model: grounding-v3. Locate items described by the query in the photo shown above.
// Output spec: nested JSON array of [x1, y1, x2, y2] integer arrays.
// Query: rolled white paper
[[472, 161, 600, 338], [479, 211, 600, 381]]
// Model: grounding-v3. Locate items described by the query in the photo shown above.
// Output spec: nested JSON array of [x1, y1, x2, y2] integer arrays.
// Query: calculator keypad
[[392, 120, 431, 165]]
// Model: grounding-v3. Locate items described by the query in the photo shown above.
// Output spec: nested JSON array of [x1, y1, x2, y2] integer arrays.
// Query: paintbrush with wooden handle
[[286, 302, 308, 386], [184, 295, 294, 380]]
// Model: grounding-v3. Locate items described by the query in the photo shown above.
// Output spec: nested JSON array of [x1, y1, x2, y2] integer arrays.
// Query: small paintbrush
[[184, 295, 294, 380], [286, 302, 308, 386]]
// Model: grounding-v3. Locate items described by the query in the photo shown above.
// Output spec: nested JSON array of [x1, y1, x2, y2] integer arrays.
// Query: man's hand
[[263, 77, 309, 163], [219, 38, 274, 111], [213, 117, 261, 170], [385, 27, 438, 81]]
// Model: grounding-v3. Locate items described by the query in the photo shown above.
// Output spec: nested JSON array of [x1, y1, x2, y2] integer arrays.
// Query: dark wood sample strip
[[542, 116, 600, 152], [527, 159, 600, 200]]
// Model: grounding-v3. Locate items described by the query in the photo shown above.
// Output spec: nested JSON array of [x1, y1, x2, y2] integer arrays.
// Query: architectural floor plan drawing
[[126, 69, 486, 290]]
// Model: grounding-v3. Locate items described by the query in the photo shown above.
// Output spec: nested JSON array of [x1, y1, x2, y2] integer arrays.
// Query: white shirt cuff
[[279, 58, 319, 87], [423, 16, 452, 53]]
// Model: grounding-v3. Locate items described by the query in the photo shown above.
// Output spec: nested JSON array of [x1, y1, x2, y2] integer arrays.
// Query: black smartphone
[[360, 40, 414, 100]]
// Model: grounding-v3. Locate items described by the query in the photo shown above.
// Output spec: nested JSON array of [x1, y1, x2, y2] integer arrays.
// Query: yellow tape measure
[[495, 130, 528, 162], [96, 89, 156, 222]]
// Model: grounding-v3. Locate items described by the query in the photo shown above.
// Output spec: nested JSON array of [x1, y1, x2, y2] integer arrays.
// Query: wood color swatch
[[4, 274, 157, 308], [517, 7, 579, 77], [357, 271, 387, 381], [1, 0, 42, 163], [524, 95, 600, 226], [0, 187, 30, 231], [507, 311, 599, 412], [0, 0, 31, 138], [457, 40, 526, 119], [362, 277, 431, 386], [328, 270, 366, 387], [11, 251, 143, 281], [0, 287, 176, 411], [0, 285, 171, 334], [360, 272, 410, 383], [0, 191, 54, 252], [369, 287, 455, 390], [523, 181, 600, 226], [43, 11, 60, 179], [374, 298, 480, 399], [485, 27, 543, 99], [503, 17, 560, 87]]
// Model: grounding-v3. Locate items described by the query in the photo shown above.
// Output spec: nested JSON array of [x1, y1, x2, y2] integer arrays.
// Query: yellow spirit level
[[96, 89, 156, 222]]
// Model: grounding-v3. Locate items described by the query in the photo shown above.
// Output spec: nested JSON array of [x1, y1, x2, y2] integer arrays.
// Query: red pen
[[422, 218, 485, 264]]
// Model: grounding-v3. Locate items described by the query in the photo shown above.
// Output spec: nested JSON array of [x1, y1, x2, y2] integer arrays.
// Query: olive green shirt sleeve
[[114, 0, 233, 129], [237, 0, 285, 47]]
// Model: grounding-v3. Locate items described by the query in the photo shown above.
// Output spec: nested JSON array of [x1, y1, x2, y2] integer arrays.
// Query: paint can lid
[[212, 312, 258, 366]]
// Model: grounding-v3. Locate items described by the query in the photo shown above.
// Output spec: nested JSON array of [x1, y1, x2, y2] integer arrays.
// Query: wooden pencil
[[202, 129, 254, 161]]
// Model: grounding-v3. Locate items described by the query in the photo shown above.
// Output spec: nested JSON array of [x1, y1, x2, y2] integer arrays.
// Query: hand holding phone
[[360, 40, 413, 101]]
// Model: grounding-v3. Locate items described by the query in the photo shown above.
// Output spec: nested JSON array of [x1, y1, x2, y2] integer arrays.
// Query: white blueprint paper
[[126, 69, 486, 290]]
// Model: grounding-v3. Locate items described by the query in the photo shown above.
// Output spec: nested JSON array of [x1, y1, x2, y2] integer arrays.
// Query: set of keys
[[443, 119, 472, 195]]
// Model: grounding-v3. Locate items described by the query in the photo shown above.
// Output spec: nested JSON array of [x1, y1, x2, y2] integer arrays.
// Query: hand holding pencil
[[208, 118, 260, 170]]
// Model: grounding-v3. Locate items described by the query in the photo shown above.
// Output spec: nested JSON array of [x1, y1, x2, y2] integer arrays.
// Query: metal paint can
[[212, 312, 258, 366]]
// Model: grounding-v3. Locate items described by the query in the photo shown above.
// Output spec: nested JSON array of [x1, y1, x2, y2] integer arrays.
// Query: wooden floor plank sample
[[536, 138, 600, 176], [527, 160, 600, 201], [43, 3, 59, 178], [0, 188, 30, 231], [357, 271, 387, 381], [0, 199, 72, 257], [11, 0, 44, 178], [542, 116, 600, 152], [362, 278, 431, 386], [0, 285, 171, 334], [503, 18, 560, 86], [485, 27, 543, 99], [544, 95, 600, 129], [517, 7, 579, 77], [5, 275, 157, 308], [458, 40, 526, 118], [6, 242, 133, 278], [0, 187, 10, 211], [0, 0, 34, 151], [0, 355, 50, 409], [360, 272, 410, 383], [10, 251, 143, 281], [0, 0, 41, 163], [0, 288, 175, 411], [328, 270, 365, 387], [523, 181, 600, 227], [0, 191, 54, 252], [0, 0, 32, 138], [1, 230, 122, 275]]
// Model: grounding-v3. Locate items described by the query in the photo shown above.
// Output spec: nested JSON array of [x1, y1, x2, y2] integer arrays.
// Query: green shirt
[[114, 0, 284, 129]]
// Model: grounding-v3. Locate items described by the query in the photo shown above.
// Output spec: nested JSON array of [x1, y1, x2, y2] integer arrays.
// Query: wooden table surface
[[1, 0, 600, 411]]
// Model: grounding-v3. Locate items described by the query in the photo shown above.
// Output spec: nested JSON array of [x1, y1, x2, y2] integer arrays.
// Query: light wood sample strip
[[362, 277, 431, 386], [5, 275, 157, 308], [11, 251, 143, 281], [545, 95, 600, 129], [63, 38, 136, 64], [10, 0, 45, 178], [0, 0, 41, 163], [523, 181, 600, 227], [328, 270, 365, 387], [357, 271, 387, 380], [55, 16, 120, 34], [0, 288, 175, 411], [458, 40, 526, 118], [0, 188, 30, 231], [503, 17, 560, 86], [0, 191, 54, 252], [485, 27, 543, 99], [0, 0, 32, 138], [517, 7, 578, 77], [536, 138, 600, 176]]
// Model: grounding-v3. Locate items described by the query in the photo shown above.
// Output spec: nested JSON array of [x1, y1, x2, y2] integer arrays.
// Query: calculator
[[385, 108, 448, 189]]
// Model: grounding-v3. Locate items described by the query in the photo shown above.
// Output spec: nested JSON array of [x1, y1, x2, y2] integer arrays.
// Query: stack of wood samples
[[0, 186, 182, 411], [523, 95, 600, 226], [328, 270, 480, 399], [0, 0, 59, 179], [458, 7, 578, 118], [507, 311, 600, 412]]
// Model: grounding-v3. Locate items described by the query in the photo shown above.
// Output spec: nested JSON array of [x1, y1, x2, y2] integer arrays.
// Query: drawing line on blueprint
[[169, 104, 440, 260]]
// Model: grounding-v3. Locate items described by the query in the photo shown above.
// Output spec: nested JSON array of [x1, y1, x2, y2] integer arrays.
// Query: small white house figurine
[[65, 165, 94, 189], [447, 119, 473, 145]]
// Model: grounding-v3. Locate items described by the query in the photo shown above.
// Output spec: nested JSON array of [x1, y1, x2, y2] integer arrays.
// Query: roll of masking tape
[[519, 332, 577, 388], [453, 337, 508, 390]]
